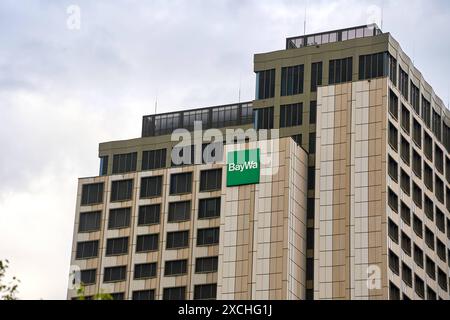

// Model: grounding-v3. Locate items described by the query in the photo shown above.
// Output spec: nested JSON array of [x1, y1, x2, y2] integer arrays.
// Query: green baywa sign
[[226, 149, 260, 187]]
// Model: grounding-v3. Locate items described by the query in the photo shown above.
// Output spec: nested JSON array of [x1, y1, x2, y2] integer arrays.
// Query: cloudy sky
[[0, 0, 449, 299]]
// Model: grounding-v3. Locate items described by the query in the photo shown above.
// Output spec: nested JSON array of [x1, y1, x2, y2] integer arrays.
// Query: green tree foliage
[[75, 284, 113, 300], [0, 259, 20, 300]]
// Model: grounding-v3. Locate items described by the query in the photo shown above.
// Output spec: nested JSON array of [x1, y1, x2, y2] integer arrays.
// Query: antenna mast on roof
[[381, 1, 384, 30], [154, 95, 158, 115], [303, 1, 307, 36], [238, 75, 241, 104]]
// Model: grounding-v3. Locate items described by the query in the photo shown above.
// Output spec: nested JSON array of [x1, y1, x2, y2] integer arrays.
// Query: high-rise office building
[[68, 24, 450, 300]]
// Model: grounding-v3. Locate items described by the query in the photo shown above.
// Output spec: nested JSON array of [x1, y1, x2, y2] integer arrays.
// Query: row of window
[[75, 228, 220, 259], [79, 197, 221, 232], [389, 249, 448, 298], [75, 284, 217, 300], [79, 256, 218, 288], [81, 169, 222, 206]]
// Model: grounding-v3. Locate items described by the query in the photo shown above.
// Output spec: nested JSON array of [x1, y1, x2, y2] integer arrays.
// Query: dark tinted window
[[194, 284, 217, 300], [170, 172, 192, 195], [163, 286, 186, 300], [136, 234, 159, 252], [311, 62, 323, 92], [197, 228, 219, 246], [112, 152, 137, 174], [254, 107, 274, 130], [134, 263, 157, 279], [399, 67, 409, 99], [140, 176, 163, 198], [166, 231, 189, 249], [76, 240, 99, 259], [110, 292, 125, 300], [195, 256, 218, 273], [104, 266, 126, 283], [81, 183, 104, 205], [309, 101, 317, 124], [358, 52, 388, 80], [106, 237, 129, 256], [281, 64, 304, 96], [329, 57, 352, 84], [280, 103, 303, 127], [99, 156, 108, 176], [79, 211, 101, 232], [132, 290, 155, 300], [142, 149, 166, 171], [111, 179, 133, 202], [198, 198, 221, 219], [164, 259, 188, 276], [80, 269, 96, 285], [168, 201, 191, 222], [256, 69, 275, 100], [108, 208, 131, 229], [200, 169, 222, 192], [138, 204, 160, 226]]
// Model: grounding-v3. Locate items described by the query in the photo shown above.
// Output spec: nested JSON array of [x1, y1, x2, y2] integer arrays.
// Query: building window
[[168, 201, 191, 223], [106, 237, 129, 256], [112, 152, 137, 174], [425, 256, 436, 280], [307, 166, 315, 190], [400, 202, 411, 226], [80, 269, 96, 285], [281, 64, 304, 96], [424, 195, 434, 221], [447, 188, 450, 214], [410, 81, 420, 114], [412, 149, 422, 178], [78, 211, 101, 233], [389, 282, 400, 300], [422, 96, 431, 128], [170, 172, 192, 195], [134, 263, 157, 279], [140, 176, 163, 198], [138, 204, 160, 226], [400, 136, 410, 165], [424, 132, 433, 161], [388, 188, 398, 213], [400, 170, 411, 195], [197, 227, 219, 246], [164, 259, 188, 276], [402, 263, 412, 287], [401, 232, 411, 256], [448, 218, 450, 241], [132, 290, 155, 300], [166, 230, 189, 249], [412, 182, 422, 208], [425, 227, 435, 250], [110, 293, 125, 300], [435, 145, 443, 174], [388, 122, 398, 151], [311, 62, 323, 92], [436, 239, 446, 263], [104, 266, 126, 283], [437, 268, 448, 291], [399, 67, 409, 99], [194, 284, 217, 300], [447, 158, 450, 183], [427, 287, 437, 300], [424, 162, 433, 191], [198, 198, 221, 219], [280, 103, 303, 128], [435, 175, 444, 203], [389, 54, 397, 86], [388, 156, 398, 182], [432, 109, 442, 141], [111, 179, 133, 202], [136, 234, 159, 252], [388, 219, 398, 243], [309, 101, 317, 124], [413, 245, 424, 268], [412, 118, 422, 148], [389, 90, 399, 119], [329, 57, 353, 84], [108, 208, 131, 229], [99, 156, 108, 176], [414, 275, 425, 299], [309, 133, 316, 154], [254, 107, 274, 130], [307, 197, 315, 219], [256, 69, 275, 100], [413, 214, 423, 238], [436, 208, 445, 234], [292, 134, 302, 146], [195, 256, 218, 273], [76, 240, 99, 259], [163, 286, 186, 300], [388, 250, 399, 274], [81, 183, 104, 206], [306, 258, 314, 282], [358, 52, 388, 80], [306, 228, 314, 250], [183, 109, 210, 131], [401, 104, 410, 134], [200, 169, 222, 192]]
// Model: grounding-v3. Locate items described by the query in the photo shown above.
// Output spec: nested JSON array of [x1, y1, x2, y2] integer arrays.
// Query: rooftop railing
[[286, 24, 383, 49]]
